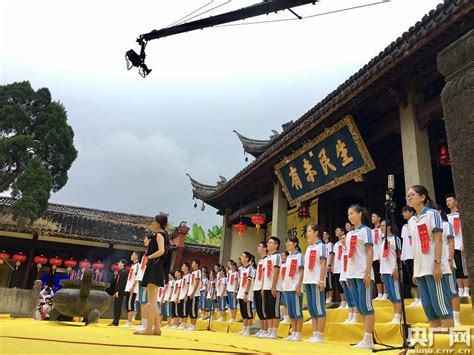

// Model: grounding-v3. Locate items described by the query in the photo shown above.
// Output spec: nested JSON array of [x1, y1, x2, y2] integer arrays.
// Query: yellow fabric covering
[[0, 298, 472, 354]]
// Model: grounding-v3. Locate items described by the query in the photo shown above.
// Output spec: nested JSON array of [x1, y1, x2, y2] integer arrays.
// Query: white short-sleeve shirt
[[200, 277, 209, 292], [262, 252, 282, 291], [206, 279, 216, 300], [333, 241, 344, 274], [164, 279, 174, 301], [372, 227, 382, 261], [252, 257, 266, 291], [408, 208, 451, 278], [226, 270, 239, 293], [303, 241, 327, 284], [400, 224, 414, 261], [379, 234, 401, 274], [339, 246, 349, 282], [171, 278, 181, 302], [447, 212, 463, 251], [216, 276, 227, 297], [135, 255, 147, 282], [157, 286, 164, 304], [442, 220, 455, 269], [125, 262, 139, 293], [282, 251, 304, 291], [346, 225, 375, 280], [179, 273, 190, 300], [187, 269, 202, 297], [237, 266, 255, 301]]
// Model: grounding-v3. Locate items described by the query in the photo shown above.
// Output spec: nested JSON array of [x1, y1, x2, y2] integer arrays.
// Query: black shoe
[[108, 323, 118, 326]]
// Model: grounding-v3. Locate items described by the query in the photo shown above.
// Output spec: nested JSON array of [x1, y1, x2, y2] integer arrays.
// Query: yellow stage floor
[[0, 299, 472, 355], [0, 318, 403, 355]]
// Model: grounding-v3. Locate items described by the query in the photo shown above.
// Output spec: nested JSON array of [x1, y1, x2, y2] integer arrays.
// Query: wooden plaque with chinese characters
[[274, 115, 375, 207]]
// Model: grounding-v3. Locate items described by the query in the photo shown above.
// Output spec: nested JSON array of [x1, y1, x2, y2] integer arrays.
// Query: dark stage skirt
[[142, 259, 164, 287]]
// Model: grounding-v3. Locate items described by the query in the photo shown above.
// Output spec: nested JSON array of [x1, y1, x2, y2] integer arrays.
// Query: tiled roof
[[0, 197, 221, 255], [0, 196, 150, 246], [184, 243, 220, 256], [189, 0, 473, 207]]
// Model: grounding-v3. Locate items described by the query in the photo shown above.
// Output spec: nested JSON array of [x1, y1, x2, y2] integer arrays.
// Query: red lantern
[[111, 263, 120, 275], [234, 222, 248, 236], [0, 250, 10, 264], [12, 252, 27, 270], [79, 259, 91, 270], [251, 206, 266, 235], [64, 258, 77, 274], [92, 261, 105, 271], [34, 255, 48, 271], [439, 140, 451, 166], [49, 256, 63, 273]]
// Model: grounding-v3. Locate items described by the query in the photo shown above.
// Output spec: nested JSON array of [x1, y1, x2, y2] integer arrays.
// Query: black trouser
[[113, 294, 125, 325]]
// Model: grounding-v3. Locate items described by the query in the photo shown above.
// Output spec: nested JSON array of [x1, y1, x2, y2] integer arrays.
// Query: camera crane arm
[[126, 0, 318, 76]]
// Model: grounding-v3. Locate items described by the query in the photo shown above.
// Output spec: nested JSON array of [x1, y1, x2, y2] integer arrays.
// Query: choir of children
[[116, 186, 467, 348]]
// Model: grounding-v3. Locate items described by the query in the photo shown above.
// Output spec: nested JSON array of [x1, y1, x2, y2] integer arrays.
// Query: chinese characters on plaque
[[274, 116, 375, 207]]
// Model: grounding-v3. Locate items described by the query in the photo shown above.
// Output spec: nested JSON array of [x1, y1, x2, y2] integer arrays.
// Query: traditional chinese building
[[0, 197, 219, 289], [187, 0, 473, 265]]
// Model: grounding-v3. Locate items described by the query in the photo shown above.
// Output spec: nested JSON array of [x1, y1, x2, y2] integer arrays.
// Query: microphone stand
[[373, 186, 411, 354]]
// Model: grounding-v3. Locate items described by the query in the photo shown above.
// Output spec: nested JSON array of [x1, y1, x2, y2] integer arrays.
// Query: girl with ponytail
[[346, 204, 375, 349], [406, 185, 454, 328]]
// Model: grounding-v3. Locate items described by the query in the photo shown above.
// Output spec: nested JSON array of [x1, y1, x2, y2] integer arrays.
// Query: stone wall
[[0, 280, 41, 317]]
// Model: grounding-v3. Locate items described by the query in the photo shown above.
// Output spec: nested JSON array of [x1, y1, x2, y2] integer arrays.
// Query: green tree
[[0, 81, 77, 222], [185, 223, 222, 246]]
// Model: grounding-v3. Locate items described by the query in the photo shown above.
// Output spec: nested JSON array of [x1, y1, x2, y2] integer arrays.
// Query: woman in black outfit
[[134, 214, 167, 336]]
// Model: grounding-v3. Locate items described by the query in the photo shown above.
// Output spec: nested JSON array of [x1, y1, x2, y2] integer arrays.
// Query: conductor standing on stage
[[109, 259, 128, 326]]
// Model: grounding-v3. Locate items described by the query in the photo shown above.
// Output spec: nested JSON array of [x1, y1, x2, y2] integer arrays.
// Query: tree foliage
[[0, 81, 77, 222], [185, 223, 222, 246]]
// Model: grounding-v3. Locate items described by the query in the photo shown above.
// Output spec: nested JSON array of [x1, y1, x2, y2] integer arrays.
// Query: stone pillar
[[271, 181, 288, 239], [28, 279, 42, 318], [399, 89, 436, 197], [437, 29, 474, 298], [219, 211, 232, 264]]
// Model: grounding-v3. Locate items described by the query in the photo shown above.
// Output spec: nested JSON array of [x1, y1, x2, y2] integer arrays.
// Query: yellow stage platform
[[0, 298, 472, 354]]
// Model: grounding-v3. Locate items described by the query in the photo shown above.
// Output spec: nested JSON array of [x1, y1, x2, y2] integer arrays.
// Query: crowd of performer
[[112, 186, 469, 349]]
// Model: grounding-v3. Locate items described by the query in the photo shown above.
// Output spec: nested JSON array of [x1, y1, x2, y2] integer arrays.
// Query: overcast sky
[[1, 0, 442, 231]]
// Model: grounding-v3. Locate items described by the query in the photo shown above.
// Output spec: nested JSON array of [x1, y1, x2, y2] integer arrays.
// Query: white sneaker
[[217, 317, 225, 322], [305, 336, 323, 343], [381, 294, 388, 300], [284, 333, 295, 340], [353, 340, 374, 349], [266, 333, 278, 339], [454, 320, 461, 327], [242, 330, 250, 336], [374, 295, 382, 300], [388, 318, 400, 324], [134, 324, 146, 331], [121, 322, 132, 328], [344, 304, 350, 309], [290, 334, 301, 341], [251, 330, 262, 337], [226, 318, 234, 323], [257, 331, 269, 338], [347, 317, 358, 324], [171, 325, 178, 329], [178, 323, 186, 330], [280, 319, 289, 324], [458, 289, 465, 297]]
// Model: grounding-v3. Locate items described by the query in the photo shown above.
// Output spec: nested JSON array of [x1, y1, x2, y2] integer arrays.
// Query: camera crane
[[125, 0, 318, 77]]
